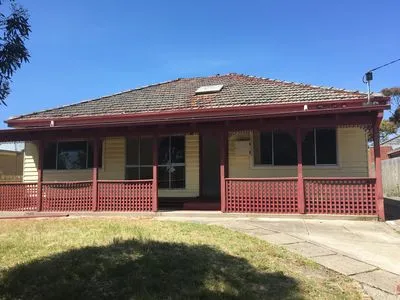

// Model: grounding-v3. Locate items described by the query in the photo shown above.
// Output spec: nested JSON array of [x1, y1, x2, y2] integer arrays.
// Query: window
[[125, 137, 153, 180], [315, 129, 337, 164], [273, 130, 297, 165], [302, 129, 337, 165], [254, 130, 297, 165], [125, 136, 186, 189], [254, 128, 337, 166], [195, 84, 224, 94], [302, 130, 315, 165], [158, 136, 185, 189], [43, 141, 102, 170]]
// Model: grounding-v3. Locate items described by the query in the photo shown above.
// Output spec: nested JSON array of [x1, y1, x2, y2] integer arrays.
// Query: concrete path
[[156, 215, 400, 298]]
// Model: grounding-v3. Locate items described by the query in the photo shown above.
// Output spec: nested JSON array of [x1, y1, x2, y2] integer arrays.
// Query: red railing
[[42, 181, 93, 211], [304, 177, 376, 215], [0, 178, 377, 215], [98, 180, 153, 211], [0, 183, 38, 211], [225, 178, 298, 213]]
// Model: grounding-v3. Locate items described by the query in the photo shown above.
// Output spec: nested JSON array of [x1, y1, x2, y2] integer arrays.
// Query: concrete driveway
[[156, 213, 400, 298], [245, 218, 400, 274]]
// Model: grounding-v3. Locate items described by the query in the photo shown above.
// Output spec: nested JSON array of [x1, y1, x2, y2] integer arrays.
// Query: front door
[[200, 134, 220, 199]]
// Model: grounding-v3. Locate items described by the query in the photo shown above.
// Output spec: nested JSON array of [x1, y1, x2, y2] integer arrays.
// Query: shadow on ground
[[385, 197, 400, 220], [0, 239, 300, 300]]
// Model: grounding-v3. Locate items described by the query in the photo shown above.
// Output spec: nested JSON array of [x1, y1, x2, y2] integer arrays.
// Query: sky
[[1, 0, 399, 128]]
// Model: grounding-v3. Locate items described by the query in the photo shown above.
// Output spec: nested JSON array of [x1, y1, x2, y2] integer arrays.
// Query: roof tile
[[10, 73, 371, 121]]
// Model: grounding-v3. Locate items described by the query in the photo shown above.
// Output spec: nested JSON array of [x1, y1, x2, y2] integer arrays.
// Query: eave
[[5, 97, 389, 129]]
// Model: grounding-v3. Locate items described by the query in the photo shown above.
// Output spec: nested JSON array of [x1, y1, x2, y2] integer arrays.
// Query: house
[[388, 148, 400, 159], [382, 135, 400, 159], [368, 135, 400, 164], [0, 142, 24, 181], [0, 73, 390, 219]]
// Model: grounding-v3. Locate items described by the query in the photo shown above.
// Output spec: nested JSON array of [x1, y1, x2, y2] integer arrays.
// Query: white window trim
[[250, 129, 340, 169]]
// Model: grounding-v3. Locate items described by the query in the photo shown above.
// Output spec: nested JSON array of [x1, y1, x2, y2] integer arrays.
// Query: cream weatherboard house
[[0, 74, 389, 219]]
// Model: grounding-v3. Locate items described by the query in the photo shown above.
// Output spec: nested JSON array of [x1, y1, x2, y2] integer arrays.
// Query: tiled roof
[[10, 73, 371, 121]]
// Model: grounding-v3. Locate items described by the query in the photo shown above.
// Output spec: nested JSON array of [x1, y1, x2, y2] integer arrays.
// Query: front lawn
[[0, 218, 362, 299]]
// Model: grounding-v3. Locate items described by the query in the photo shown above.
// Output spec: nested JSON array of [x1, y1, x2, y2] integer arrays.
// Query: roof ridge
[[7, 78, 182, 121], [232, 73, 366, 95], [174, 73, 235, 81]]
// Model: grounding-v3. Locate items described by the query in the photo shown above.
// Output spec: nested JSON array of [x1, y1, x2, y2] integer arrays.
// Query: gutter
[[6, 97, 389, 129]]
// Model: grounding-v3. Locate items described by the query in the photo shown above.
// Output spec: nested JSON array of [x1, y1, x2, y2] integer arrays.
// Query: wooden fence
[[382, 157, 400, 197]]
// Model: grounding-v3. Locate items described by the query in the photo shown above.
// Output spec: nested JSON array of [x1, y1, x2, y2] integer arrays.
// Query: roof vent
[[195, 84, 223, 95]]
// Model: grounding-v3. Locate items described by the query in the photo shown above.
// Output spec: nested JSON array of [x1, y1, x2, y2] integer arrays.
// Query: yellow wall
[[0, 151, 23, 176], [100, 137, 126, 180], [229, 127, 369, 178], [23, 135, 200, 197], [22, 128, 366, 193], [23, 142, 39, 182]]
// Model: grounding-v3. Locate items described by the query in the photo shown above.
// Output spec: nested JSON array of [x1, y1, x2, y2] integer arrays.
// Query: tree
[[371, 87, 400, 142], [381, 87, 400, 126], [379, 119, 397, 141], [0, 0, 30, 106]]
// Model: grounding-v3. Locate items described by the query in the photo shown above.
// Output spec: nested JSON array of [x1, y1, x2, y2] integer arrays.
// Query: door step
[[183, 201, 220, 210]]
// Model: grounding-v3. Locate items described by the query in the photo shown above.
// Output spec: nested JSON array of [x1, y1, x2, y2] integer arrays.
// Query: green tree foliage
[[372, 87, 400, 142], [379, 119, 397, 141], [381, 87, 400, 126], [0, 0, 30, 106]]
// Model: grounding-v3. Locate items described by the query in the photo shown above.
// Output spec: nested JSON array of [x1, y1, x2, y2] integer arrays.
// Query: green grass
[[0, 217, 362, 299]]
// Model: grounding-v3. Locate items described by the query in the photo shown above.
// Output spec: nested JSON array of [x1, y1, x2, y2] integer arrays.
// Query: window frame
[[251, 128, 339, 168], [43, 139, 103, 171], [125, 136, 153, 180], [125, 135, 186, 189], [158, 135, 186, 189]]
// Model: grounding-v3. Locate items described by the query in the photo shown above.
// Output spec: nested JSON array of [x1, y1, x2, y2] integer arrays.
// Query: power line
[[368, 57, 400, 72], [363, 57, 400, 103]]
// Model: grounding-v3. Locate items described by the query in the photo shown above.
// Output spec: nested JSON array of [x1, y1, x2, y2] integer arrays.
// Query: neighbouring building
[[0, 142, 24, 181], [369, 135, 400, 164]]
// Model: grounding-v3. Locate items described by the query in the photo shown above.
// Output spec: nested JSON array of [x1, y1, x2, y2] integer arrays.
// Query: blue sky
[[1, 0, 399, 128]]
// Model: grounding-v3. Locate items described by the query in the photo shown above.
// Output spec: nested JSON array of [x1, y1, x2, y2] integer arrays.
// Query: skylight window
[[195, 84, 223, 95]]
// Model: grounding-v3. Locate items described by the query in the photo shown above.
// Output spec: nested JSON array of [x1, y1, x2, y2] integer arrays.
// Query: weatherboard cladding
[[11, 73, 368, 121]]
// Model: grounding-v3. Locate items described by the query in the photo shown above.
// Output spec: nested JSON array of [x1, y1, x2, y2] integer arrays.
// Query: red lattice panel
[[0, 183, 38, 211], [42, 181, 92, 211], [98, 180, 153, 211], [304, 178, 376, 215], [225, 178, 298, 213]]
